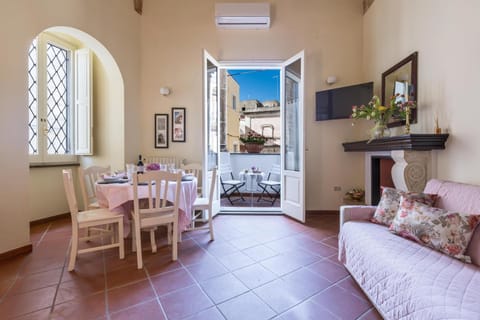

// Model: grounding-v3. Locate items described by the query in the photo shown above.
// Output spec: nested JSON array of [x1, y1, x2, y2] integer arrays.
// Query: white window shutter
[[74, 48, 93, 155]]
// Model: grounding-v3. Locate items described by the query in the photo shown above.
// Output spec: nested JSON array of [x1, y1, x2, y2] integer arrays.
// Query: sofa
[[338, 179, 480, 320]]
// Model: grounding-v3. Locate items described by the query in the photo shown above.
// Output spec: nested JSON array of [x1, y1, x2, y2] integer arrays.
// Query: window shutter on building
[[74, 48, 93, 155]]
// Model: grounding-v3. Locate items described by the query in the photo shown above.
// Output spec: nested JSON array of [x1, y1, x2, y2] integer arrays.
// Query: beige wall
[[139, 0, 366, 210], [226, 74, 241, 152], [0, 0, 140, 254], [363, 0, 480, 185]]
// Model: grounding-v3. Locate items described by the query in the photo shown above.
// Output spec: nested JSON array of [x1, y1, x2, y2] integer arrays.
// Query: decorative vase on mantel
[[369, 118, 391, 142], [243, 143, 264, 153]]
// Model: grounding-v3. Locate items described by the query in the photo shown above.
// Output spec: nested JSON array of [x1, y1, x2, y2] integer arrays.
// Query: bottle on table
[[137, 154, 144, 174]]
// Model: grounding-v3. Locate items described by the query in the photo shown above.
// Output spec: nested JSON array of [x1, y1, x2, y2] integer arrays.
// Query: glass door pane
[[207, 59, 219, 171], [284, 59, 301, 172]]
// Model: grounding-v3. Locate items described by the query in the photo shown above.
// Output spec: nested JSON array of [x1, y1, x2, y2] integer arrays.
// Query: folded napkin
[[102, 173, 125, 181]]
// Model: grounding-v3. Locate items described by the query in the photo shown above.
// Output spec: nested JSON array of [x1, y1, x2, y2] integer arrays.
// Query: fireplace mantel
[[342, 134, 449, 152], [343, 134, 449, 204]]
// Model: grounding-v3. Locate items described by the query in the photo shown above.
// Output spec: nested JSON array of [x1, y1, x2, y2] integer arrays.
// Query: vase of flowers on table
[[239, 131, 267, 153], [351, 94, 416, 141]]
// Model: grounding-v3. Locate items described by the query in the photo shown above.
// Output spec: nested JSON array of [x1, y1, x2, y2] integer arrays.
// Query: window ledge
[[29, 162, 80, 168]]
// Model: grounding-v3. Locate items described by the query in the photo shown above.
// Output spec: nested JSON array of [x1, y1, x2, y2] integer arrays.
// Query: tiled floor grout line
[[102, 247, 111, 320], [143, 267, 169, 320], [356, 306, 377, 320], [47, 234, 71, 316], [273, 273, 349, 320], [187, 230, 338, 319], [175, 246, 228, 319], [35, 222, 52, 247], [0, 223, 54, 305]]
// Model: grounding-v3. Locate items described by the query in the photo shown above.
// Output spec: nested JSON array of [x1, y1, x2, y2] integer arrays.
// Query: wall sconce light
[[326, 76, 337, 85], [160, 87, 171, 96]]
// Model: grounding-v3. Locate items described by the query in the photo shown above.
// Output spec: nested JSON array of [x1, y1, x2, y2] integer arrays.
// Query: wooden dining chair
[[78, 165, 111, 210], [144, 156, 177, 168], [62, 169, 124, 271], [131, 170, 182, 269], [181, 162, 202, 195], [186, 168, 216, 241]]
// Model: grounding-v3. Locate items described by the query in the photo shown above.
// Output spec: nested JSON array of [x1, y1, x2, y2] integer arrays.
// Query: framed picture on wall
[[172, 107, 186, 142], [154, 113, 168, 148]]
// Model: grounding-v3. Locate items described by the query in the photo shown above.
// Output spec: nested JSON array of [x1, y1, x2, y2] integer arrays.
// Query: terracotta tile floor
[[0, 214, 383, 319]]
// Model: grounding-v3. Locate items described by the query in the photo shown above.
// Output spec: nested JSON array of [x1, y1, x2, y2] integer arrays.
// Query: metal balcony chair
[[219, 162, 245, 205], [257, 164, 281, 205]]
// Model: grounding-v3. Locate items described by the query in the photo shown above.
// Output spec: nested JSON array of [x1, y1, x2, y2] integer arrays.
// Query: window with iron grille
[[28, 33, 91, 163]]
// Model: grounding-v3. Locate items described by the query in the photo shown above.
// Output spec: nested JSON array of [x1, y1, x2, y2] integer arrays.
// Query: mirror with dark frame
[[382, 52, 418, 128]]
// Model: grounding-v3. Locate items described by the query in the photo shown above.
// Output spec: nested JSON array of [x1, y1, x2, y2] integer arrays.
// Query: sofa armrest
[[339, 205, 376, 231]]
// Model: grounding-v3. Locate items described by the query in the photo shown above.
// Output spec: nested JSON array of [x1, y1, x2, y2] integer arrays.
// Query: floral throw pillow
[[371, 187, 437, 226], [390, 198, 480, 262]]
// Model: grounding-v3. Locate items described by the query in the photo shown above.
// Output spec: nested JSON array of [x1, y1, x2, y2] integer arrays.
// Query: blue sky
[[227, 69, 280, 102]]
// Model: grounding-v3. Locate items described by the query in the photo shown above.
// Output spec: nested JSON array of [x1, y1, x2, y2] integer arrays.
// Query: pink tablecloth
[[95, 179, 197, 235]]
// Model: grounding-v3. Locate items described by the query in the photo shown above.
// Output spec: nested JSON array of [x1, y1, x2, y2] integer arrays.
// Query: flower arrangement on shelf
[[351, 94, 417, 139], [239, 131, 267, 144]]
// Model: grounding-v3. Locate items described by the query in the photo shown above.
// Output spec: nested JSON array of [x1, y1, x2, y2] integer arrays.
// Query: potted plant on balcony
[[240, 131, 267, 153]]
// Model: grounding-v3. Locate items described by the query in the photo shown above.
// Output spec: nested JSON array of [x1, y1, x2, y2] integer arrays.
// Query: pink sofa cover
[[339, 179, 480, 319], [424, 179, 480, 265]]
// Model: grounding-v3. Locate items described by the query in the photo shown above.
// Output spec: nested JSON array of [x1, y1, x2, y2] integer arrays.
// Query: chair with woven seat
[[62, 169, 124, 272], [257, 164, 281, 205], [219, 162, 245, 205], [78, 165, 111, 210], [131, 170, 182, 269], [186, 168, 216, 240]]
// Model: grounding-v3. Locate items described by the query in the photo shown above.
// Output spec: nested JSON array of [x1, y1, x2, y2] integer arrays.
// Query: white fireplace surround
[[365, 150, 435, 205]]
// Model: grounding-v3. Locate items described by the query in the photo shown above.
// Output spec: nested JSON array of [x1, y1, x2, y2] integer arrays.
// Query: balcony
[[221, 152, 281, 209]]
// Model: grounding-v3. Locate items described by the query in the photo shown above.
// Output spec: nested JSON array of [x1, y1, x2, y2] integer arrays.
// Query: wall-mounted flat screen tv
[[315, 81, 373, 121]]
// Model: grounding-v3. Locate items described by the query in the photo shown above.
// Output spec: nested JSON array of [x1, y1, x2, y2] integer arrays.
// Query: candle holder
[[404, 106, 411, 134]]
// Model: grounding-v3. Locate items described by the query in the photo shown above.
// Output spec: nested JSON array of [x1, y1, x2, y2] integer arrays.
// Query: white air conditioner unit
[[215, 3, 270, 29]]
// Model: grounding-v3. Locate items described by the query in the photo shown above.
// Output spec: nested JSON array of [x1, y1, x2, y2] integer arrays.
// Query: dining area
[[64, 160, 216, 271]]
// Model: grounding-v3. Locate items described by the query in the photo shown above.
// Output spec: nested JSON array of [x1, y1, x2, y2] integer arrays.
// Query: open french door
[[203, 50, 221, 217], [281, 51, 305, 222]]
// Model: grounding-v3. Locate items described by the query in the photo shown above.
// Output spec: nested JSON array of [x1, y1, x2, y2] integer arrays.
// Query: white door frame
[[203, 52, 305, 219], [280, 51, 305, 222], [203, 50, 221, 216]]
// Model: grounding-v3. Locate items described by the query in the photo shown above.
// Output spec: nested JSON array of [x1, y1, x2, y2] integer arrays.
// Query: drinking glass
[[126, 163, 136, 181]]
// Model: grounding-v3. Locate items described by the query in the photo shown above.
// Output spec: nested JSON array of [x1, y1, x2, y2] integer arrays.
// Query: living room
[[1, 0, 479, 318]]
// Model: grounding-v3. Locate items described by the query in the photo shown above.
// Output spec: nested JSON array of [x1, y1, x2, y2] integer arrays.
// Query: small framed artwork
[[172, 107, 186, 142], [154, 113, 169, 148]]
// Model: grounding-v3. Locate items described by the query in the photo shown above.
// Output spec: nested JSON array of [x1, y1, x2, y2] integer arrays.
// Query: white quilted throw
[[339, 221, 480, 320]]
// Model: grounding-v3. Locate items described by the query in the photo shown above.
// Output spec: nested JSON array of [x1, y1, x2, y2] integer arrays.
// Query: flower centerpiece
[[351, 94, 416, 140], [239, 131, 267, 153]]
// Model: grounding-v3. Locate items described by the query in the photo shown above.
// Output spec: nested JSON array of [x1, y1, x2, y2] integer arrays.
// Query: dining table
[[95, 176, 198, 237]]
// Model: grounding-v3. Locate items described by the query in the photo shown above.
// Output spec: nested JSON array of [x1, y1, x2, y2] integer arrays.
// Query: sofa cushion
[[390, 198, 480, 262], [371, 187, 437, 226]]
